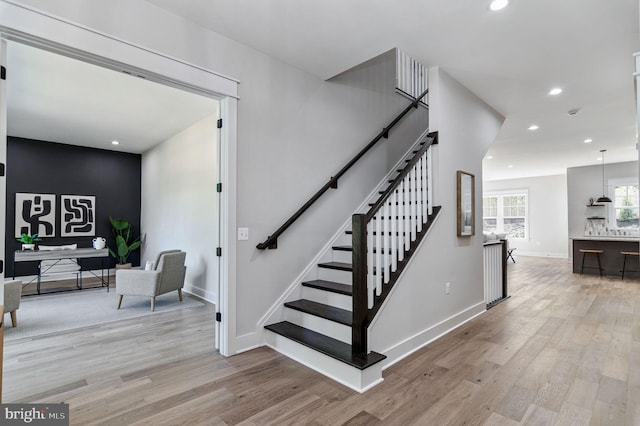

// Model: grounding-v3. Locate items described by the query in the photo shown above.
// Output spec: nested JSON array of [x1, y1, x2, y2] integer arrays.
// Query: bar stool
[[620, 251, 640, 280], [579, 249, 603, 277]]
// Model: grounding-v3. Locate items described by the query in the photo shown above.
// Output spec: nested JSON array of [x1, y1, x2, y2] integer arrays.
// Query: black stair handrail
[[351, 131, 439, 355], [257, 88, 429, 250]]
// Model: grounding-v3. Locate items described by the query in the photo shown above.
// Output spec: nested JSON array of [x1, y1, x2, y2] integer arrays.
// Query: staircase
[[264, 131, 440, 392]]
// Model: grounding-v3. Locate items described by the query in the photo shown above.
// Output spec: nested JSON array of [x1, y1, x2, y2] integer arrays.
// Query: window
[[483, 191, 528, 239], [612, 183, 639, 229]]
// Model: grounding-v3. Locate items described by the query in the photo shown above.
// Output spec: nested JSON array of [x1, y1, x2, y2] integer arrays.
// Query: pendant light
[[596, 149, 612, 203]]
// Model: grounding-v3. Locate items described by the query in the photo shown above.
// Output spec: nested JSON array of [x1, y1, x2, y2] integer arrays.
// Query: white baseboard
[[183, 284, 216, 304], [514, 251, 568, 259], [377, 301, 486, 371]]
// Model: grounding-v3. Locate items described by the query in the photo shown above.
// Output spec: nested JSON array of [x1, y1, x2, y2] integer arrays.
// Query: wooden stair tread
[[264, 321, 386, 369], [332, 245, 353, 252], [317, 261, 352, 271], [302, 279, 353, 296], [284, 299, 351, 325]]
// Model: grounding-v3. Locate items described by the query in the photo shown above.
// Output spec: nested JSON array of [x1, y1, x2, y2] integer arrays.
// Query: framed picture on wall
[[15, 193, 56, 238], [457, 170, 475, 237], [61, 195, 96, 236]]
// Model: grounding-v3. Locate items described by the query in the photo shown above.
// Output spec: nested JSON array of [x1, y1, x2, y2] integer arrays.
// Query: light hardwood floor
[[4, 256, 640, 425]]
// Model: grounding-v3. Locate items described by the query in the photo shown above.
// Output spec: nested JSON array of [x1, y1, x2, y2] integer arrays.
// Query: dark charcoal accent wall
[[6, 136, 141, 277]]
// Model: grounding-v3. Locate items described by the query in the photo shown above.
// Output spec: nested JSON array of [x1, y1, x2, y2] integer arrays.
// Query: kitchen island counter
[[571, 237, 640, 277]]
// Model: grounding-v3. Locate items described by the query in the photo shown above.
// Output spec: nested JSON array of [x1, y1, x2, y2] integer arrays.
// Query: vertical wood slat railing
[[352, 131, 439, 354], [483, 239, 509, 308], [396, 49, 428, 106]]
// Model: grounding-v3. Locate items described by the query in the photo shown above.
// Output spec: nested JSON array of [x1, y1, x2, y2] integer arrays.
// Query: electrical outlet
[[237, 227, 249, 241], [445, 282, 451, 295]]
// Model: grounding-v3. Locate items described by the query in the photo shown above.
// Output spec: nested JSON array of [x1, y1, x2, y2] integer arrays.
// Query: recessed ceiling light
[[487, 155, 494, 160], [508, 165, 513, 168], [489, 0, 509, 11], [596, 157, 602, 161], [584, 138, 593, 143], [528, 125, 539, 131], [112, 140, 120, 145], [549, 88, 562, 96]]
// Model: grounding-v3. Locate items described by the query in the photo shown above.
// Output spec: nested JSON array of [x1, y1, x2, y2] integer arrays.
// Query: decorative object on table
[[456, 170, 475, 237], [108, 216, 141, 268], [61, 195, 96, 236], [116, 250, 187, 312], [595, 149, 612, 203], [93, 237, 106, 249], [17, 233, 41, 250], [15, 193, 56, 238], [38, 243, 78, 251]]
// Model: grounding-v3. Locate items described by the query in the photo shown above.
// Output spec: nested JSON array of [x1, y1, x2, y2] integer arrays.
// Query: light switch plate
[[238, 227, 249, 241]]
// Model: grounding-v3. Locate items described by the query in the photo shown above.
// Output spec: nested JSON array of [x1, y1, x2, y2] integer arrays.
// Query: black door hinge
[[216, 247, 222, 257], [217, 118, 223, 129], [216, 312, 222, 322], [1, 66, 6, 80], [216, 183, 222, 193]]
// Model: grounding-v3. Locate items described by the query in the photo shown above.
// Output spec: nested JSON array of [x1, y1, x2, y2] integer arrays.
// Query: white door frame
[[0, 38, 7, 297], [0, 0, 239, 355]]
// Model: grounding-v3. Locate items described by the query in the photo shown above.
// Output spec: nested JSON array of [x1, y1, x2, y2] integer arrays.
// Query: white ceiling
[[145, 0, 640, 181], [5, 1, 640, 179], [6, 40, 218, 154]]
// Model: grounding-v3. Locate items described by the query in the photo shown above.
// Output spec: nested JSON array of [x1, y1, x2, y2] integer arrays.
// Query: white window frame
[[607, 178, 639, 229], [482, 189, 529, 240]]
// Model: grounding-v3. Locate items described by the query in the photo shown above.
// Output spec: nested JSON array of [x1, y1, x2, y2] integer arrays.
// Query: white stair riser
[[284, 309, 351, 344], [265, 331, 384, 393], [318, 267, 352, 283], [332, 249, 353, 263], [302, 286, 352, 310]]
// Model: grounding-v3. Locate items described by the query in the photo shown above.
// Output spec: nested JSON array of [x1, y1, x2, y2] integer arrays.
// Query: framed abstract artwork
[[15, 193, 56, 238], [61, 195, 96, 236]]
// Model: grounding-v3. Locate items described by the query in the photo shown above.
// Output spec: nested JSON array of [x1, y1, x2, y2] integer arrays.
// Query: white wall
[[370, 68, 504, 365], [484, 174, 568, 258], [567, 161, 639, 243], [142, 112, 219, 301], [13, 1, 428, 350]]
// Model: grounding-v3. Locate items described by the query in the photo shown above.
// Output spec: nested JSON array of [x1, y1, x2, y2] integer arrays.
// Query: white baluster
[[427, 146, 434, 216], [375, 210, 382, 296], [422, 151, 428, 221], [367, 220, 374, 308], [383, 198, 390, 284], [397, 182, 405, 261], [391, 191, 398, 272], [416, 159, 423, 232], [410, 167, 417, 241], [404, 175, 411, 251]]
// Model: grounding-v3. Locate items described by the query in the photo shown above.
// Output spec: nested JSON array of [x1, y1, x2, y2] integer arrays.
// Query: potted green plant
[[108, 216, 141, 268], [17, 233, 42, 250]]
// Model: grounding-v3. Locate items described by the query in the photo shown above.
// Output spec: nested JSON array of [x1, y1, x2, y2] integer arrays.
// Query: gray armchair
[[4, 280, 23, 327], [116, 250, 186, 311]]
